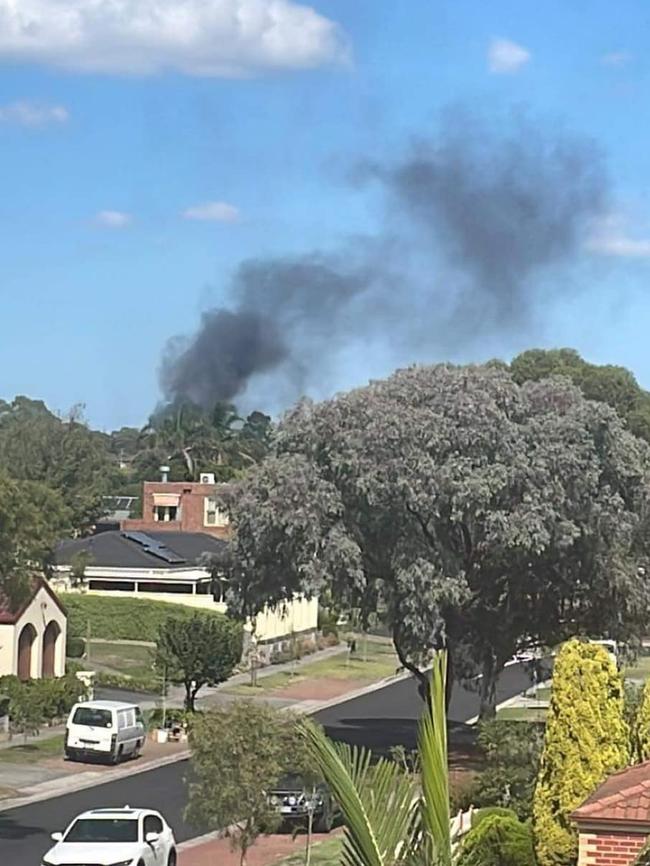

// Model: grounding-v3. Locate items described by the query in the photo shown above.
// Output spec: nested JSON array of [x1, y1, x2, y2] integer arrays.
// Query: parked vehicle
[[41, 806, 176, 866], [590, 639, 620, 668], [268, 773, 338, 833], [65, 699, 146, 764]]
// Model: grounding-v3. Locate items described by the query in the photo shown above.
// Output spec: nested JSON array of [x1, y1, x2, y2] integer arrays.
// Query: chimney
[[160, 465, 170, 483]]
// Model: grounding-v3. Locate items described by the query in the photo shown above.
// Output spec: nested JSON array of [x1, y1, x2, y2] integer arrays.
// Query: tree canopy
[[217, 362, 650, 712], [0, 468, 71, 605]]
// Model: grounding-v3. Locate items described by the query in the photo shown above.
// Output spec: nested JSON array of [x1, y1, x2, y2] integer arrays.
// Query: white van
[[65, 700, 146, 764]]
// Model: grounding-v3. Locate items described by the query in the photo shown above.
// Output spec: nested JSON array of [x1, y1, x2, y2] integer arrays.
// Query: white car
[[42, 806, 177, 866]]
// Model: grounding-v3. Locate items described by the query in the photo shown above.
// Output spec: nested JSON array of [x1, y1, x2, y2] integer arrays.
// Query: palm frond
[[302, 723, 418, 866], [417, 652, 452, 866]]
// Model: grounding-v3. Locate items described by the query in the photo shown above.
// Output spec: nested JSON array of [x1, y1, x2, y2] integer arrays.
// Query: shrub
[[94, 670, 164, 695], [0, 673, 82, 732], [472, 806, 519, 828], [457, 814, 535, 866], [66, 635, 86, 659], [633, 680, 650, 762], [533, 640, 629, 866], [60, 593, 231, 642], [474, 719, 544, 820]]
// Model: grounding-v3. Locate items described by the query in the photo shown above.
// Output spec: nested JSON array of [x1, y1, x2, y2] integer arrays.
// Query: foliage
[[630, 680, 650, 763], [186, 702, 317, 866], [303, 651, 452, 866], [65, 635, 86, 659], [156, 613, 243, 710], [511, 347, 650, 443], [474, 720, 545, 820], [137, 400, 272, 483], [471, 807, 519, 828], [217, 363, 650, 714], [93, 670, 164, 695], [533, 640, 630, 866], [457, 814, 535, 866], [0, 469, 71, 605], [60, 593, 227, 641], [0, 397, 120, 531], [0, 673, 83, 734]]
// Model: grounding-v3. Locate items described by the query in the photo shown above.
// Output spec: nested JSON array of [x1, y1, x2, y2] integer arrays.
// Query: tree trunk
[[184, 681, 193, 712], [392, 631, 431, 705], [478, 653, 498, 720]]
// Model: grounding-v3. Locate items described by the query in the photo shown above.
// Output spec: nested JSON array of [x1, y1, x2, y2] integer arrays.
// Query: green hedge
[[60, 594, 229, 642]]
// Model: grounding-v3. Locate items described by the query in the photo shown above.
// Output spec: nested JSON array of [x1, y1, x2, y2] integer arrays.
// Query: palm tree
[[302, 652, 452, 866]]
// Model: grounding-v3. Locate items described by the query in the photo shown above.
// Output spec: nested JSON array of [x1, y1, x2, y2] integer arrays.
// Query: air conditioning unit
[[200, 473, 216, 485]]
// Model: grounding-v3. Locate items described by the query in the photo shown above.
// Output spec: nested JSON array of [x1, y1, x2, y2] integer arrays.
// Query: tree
[[186, 702, 316, 866], [218, 363, 650, 713], [155, 614, 242, 711], [511, 347, 650, 443], [0, 470, 71, 605], [0, 398, 119, 531], [533, 640, 630, 866], [474, 719, 544, 820], [631, 680, 650, 763], [303, 651, 452, 866]]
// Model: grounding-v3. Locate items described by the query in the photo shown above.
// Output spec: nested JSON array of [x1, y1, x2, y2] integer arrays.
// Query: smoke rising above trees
[[161, 110, 609, 412]]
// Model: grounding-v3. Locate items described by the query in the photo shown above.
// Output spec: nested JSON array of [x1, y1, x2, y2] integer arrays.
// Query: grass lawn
[[497, 707, 547, 723], [624, 654, 650, 681], [0, 734, 64, 764], [276, 835, 343, 866], [84, 641, 156, 678], [225, 639, 399, 696]]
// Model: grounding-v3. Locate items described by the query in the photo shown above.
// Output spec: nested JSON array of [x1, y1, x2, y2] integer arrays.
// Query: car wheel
[[167, 850, 177, 866], [314, 802, 333, 833]]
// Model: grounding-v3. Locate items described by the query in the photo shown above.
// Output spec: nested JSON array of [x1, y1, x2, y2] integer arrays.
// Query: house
[[0, 580, 67, 680], [571, 761, 650, 865], [120, 471, 230, 539], [52, 530, 318, 656]]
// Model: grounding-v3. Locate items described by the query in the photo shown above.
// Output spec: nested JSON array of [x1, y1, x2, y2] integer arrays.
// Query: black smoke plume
[[160, 109, 608, 411]]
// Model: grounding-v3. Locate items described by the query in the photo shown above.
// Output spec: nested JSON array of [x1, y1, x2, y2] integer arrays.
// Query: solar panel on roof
[[121, 531, 186, 564]]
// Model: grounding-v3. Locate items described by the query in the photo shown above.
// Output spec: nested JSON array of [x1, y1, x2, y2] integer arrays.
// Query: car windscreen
[[71, 707, 113, 728], [275, 774, 306, 790], [65, 818, 139, 843]]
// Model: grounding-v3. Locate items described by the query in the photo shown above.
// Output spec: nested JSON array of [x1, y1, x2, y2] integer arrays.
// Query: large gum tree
[[216, 363, 650, 717]]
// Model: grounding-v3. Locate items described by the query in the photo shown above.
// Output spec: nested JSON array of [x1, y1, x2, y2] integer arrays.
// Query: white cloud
[[0, 0, 348, 76], [601, 52, 631, 67], [0, 100, 68, 127], [585, 214, 650, 258], [488, 38, 531, 74], [183, 201, 240, 223], [95, 210, 132, 228]]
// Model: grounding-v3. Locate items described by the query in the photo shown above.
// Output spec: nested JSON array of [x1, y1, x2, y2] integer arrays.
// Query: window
[[118, 709, 135, 729], [154, 505, 178, 522], [144, 814, 164, 837], [72, 707, 113, 728], [65, 818, 138, 843], [204, 496, 229, 527]]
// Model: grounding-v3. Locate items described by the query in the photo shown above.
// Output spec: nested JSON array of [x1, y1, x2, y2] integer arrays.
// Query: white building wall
[[0, 587, 67, 679]]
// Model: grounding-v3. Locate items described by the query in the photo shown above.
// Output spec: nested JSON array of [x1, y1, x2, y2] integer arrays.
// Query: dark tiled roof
[[572, 761, 650, 825], [55, 530, 226, 570]]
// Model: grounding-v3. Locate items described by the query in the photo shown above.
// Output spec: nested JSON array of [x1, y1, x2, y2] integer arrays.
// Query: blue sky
[[2, 0, 650, 429]]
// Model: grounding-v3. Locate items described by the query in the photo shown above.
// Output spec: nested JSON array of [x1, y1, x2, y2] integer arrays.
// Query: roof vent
[[160, 465, 170, 483]]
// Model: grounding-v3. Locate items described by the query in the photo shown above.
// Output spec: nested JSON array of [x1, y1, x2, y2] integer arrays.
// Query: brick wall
[[122, 482, 231, 540], [578, 830, 647, 866]]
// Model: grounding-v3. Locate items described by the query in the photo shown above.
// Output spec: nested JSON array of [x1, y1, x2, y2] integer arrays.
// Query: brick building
[[572, 761, 650, 865], [122, 473, 230, 539]]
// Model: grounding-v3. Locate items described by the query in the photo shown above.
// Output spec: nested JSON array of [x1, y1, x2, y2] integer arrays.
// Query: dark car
[[267, 773, 338, 833]]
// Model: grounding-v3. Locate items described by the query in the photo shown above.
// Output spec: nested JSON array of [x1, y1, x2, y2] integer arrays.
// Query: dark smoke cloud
[[160, 109, 608, 411]]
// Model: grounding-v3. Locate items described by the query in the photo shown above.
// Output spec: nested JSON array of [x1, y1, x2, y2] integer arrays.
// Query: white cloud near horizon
[[0, 0, 348, 76], [0, 100, 68, 127], [601, 52, 631, 67], [183, 201, 241, 223], [586, 214, 650, 258], [488, 38, 531, 74], [95, 210, 132, 228]]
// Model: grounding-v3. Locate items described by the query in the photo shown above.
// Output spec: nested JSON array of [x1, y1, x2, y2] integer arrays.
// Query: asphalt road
[[0, 659, 549, 866]]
